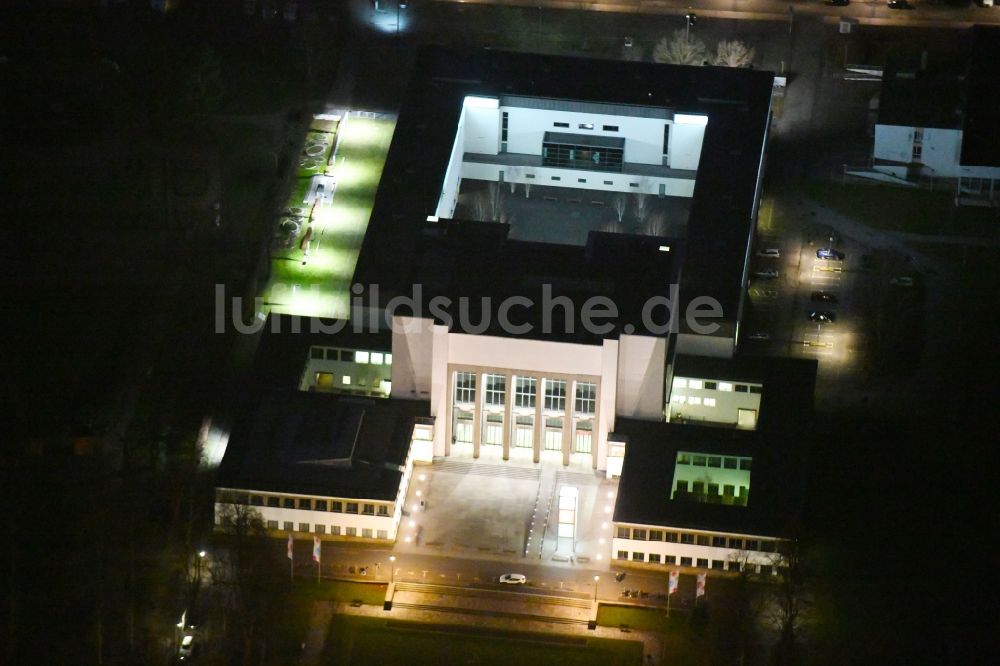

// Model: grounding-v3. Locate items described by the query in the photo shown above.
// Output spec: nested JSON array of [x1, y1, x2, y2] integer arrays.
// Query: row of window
[[268, 521, 389, 540], [551, 121, 619, 132], [455, 372, 596, 414], [671, 395, 717, 406], [676, 453, 752, 470], [615, 527, 775, 552], [674, 378, 762, 394], [521, 173, 641, 188], [234, 493, 391, 517], [615, 550, 775, 574], [309, 346, 392, 366]]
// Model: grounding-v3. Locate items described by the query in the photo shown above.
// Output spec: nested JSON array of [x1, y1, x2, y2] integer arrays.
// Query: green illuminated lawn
[[264, 114, 396, 319], [323, 615, 643, 666]]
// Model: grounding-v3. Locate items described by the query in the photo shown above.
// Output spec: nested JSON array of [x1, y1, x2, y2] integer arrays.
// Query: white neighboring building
[[872, 28, 1000, 206]]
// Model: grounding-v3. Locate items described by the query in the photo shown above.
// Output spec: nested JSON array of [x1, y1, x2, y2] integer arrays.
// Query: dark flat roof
[[614, 355, 817, 534], [961, 26, 1000, 167], [877, 57, 964, 130], [217, 390, 429, 501], [354, 46, 774, 344]]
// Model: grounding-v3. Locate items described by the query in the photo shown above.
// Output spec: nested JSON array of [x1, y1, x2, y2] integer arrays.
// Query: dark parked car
[[888, 0, 915, 8], [809, 311, 836, 324], [825, 0, 850, 5], [811, 291, 838, 303], [816, 248, 845, 261]]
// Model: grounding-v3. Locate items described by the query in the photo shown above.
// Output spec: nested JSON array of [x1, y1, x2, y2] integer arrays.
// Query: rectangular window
[[617, 550, 629, 560], [250, 495, 263, 506], [377, 529, 388, 539], [315, 500, 327, 512], [704, 398, 716, 407], [632, 552, 645, 562], [544, 379, 566, 411], [454, 372, 476, 404], [724, 458, 738, 469], [746, 540, 759, 551], [362, 528, 373, 538], [760, 565, 773, 576], [666, 532, 678, 543], [315, 525, 325, 534], [649, 530, 664, 542], [371, 352, 384, 365], [283, 498, 295, 509], [740, 459, 752, 471], [649, 553, 661, 564], [663, 124, 670, 154], [515, 377, 537, 408], [298, 523, 309, 532], [346, 527, 357, 537], [735, 384, 749, 393], [525, 174, 535, 179], [579, 123, 594, 130], [578, 178, 587, 183], [728, 538, 743, 549], [693, 455, 707, 467], [299, 499, 312, 510], [617, 526, 630, 539], [554, 122, 570, 128], [707, 456, 721, 468], [712, 560, 725, 570], [705, 381, 717, 390], [346, 503, 358, 514], [629, 182, 639, 188], [310, 347, 324, 359], [728, 560, 742, 572], [267, 496, 280, 507], [632, 529, 647, 541], [378, 505, 389, 516], [363, 504, 375, 515], [267, 520, 278, 530], [326, 348, 339, 360], [681, 533, 694, 545], [603, 125, 619, 132], [604, 180, 613, 185], [697, 558, 709, 568], [697, 535, 710, 546], [484, 374, 505, 406], [750, 386, 763, 394], [912, 144, 922, 160], [688, 396, 702, 405], [331, 526, 341, 536], [356, 351, 370, 364], [283, 521, 294, 531], [575, 382, 596, 414], [332, 501, 342, 513], [665, 555, 677, 564], [719, 382, 733, 392], [681, 556, 692, 567], [759, 541, 775, 553], [712, 536, 726, 547], [551, 176, 561, 181]]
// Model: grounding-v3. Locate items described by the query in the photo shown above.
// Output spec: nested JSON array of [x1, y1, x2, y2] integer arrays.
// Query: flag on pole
[[668, 570, 679, 595], [313, 536, 321, 563], [696, 572, 706, 598], [287, 534, 293, 560]]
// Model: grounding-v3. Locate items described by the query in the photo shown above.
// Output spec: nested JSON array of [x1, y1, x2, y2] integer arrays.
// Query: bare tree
[[634, 193, 651, 224], [506, 166, 521, 194], [640, 212, 667, 236], [602, 220, 624, 234], [715, 40, 756, 68], [764, 540, 812, 665], [653, 30, 707, 66], [612, 194, 628, 223]]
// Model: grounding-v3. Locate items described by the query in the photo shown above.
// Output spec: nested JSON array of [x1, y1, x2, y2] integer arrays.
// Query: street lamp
[[593, 575, 600, 602], [389, 555, 396, 584], [685, 11, 697, 41], [196, 550, 206, 586]]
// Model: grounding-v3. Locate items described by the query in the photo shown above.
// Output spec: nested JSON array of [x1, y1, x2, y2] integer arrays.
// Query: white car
[[178, 634, 194, 660], [756, 248, 780, 259], [499, 573, 527, 585]]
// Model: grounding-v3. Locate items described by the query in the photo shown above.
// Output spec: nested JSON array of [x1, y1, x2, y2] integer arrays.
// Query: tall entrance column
[[562, 383, 573, 467], [532, 379, 542, 464], [502, 372, 513, 461], [472, 374, 482, 459]]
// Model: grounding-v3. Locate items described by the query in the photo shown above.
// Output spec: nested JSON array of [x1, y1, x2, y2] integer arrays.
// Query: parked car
[[499, 573, 527, 584], [754, 268, 779, 279], [757, 248, 781, 259], [890, 276, 914, 287], [178, 634, 194, 660], [808, 311, 836, 324], [624, 36, 634, 48], [748, 332, 771, 341], [811, 291, 838, 303], [816, 248, 845, 261], [825, 0, 850, 5], [888, 0, 915, 8]]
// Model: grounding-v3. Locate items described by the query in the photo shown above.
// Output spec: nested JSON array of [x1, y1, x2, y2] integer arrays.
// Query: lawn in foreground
[[324, 615, 643, 666]]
